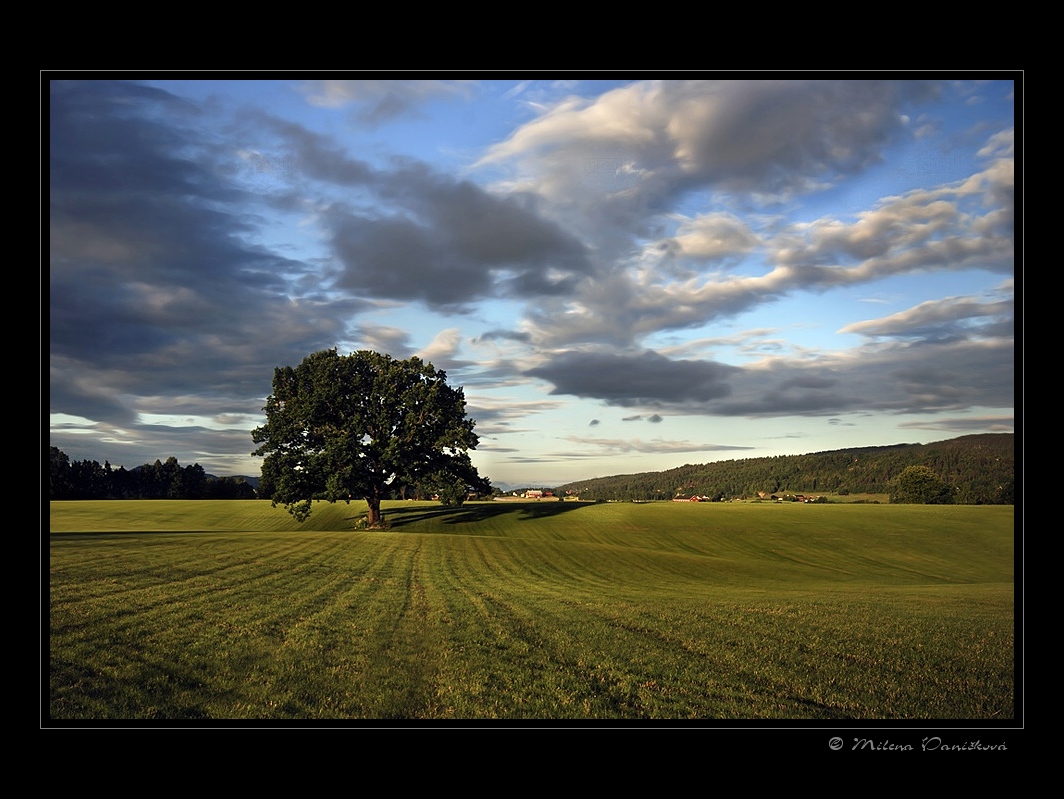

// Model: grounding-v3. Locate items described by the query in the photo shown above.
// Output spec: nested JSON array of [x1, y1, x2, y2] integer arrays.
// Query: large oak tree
[[252, 349, 488, 527]]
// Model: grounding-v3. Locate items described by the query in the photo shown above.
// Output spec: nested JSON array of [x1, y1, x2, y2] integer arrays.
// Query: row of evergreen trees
[[48, 447, 257, 500], [48, 445, 480, 503], [555, 434, 1015, 505]]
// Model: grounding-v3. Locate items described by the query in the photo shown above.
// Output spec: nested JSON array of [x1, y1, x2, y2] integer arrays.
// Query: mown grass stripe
[[49, 501, 1014, 720]]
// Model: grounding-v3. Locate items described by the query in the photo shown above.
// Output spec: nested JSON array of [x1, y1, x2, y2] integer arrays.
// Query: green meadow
[[48, 499, 1015, 721]]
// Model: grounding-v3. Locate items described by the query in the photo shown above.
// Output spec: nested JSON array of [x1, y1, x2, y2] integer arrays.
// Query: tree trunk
[[366, 495, 382, 527]]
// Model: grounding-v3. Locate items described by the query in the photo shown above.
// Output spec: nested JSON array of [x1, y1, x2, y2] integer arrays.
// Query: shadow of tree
[[347, 501, 594, 529]]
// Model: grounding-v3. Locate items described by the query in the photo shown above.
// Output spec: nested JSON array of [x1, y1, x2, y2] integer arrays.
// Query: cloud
[[774, 175, 1014, 276], [839, 296, 1014, 342], [519, 151, 1013, 349], [324, 184, 592, 308], [255, 125, 595, 308], [463, 397, 567, 437], [49, 83, 342, 351], [897, 415, 1015, 433], [350, 324, 414, 358], [525, 349, 738, 407], [472, 82, 1010, 351], [659, 212, 759, 261], [230, 112, 597, 310], [479, 80, 940, 217], [48, 81, 369, 467], [522, 327, 1013, 419], [295, 79, 475, 124], [416, 328, 463, 363], [563, 436, 754, 455], [413, 328, 484, 378], [473, 329, 533, 344], [714, 337, 1014, 417]]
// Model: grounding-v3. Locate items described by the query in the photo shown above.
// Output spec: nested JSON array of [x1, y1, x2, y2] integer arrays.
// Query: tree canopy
[[889, 465, 955, 505], [251, 349, 489, 526]]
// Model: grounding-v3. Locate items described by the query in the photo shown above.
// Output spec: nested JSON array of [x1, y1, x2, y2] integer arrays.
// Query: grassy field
[[48, 499, 1015, 721]]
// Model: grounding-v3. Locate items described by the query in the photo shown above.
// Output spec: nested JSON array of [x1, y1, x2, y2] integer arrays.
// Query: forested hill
[[554, 434, 1015, 505]]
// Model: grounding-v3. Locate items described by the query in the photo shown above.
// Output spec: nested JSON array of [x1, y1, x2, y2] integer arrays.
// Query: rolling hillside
[[554, 433, 1015, 504]]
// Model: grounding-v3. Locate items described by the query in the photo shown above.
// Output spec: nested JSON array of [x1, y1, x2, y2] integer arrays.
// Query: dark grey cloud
[[523, 331, 1013, 420], [243, 115, 595, 310], [49, 358, 138, 428], [730, 374, 855, 415], [898, 415, 1014, 433], [473, 329, 533, 344], [49, 81, 349, 363], [525, 350, 738, 407], [714, 338, 1014, 417], [667, 79, 939, 194], [48, 80, 365, 469], [324, 178, 593, 309], [49, 420, 264, 476]]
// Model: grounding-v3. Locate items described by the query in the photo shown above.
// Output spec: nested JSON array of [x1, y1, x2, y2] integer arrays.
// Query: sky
[[47, 76, 1017, 488]]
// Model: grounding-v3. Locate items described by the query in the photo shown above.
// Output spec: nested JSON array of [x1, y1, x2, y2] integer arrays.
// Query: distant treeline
[[48, 447, 257, 500], [555, 434, 1015, 505]]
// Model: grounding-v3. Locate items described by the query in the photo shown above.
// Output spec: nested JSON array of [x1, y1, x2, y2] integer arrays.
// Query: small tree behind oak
[[252, 349, 488, 527], [889, 465, 954, 505]]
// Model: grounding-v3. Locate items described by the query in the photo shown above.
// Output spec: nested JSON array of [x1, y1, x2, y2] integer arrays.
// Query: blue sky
[[48, 77, 1017, 488]]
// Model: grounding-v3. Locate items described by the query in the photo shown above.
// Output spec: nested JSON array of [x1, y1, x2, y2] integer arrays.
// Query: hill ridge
[[553, 433, 1014, 504]]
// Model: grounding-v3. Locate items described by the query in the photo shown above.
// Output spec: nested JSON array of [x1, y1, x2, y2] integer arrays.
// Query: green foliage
[[890, 465, 954, 505], [49, 446, 72, 499], [433, 473, 470, 507], [251, 350, 488, 527]]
